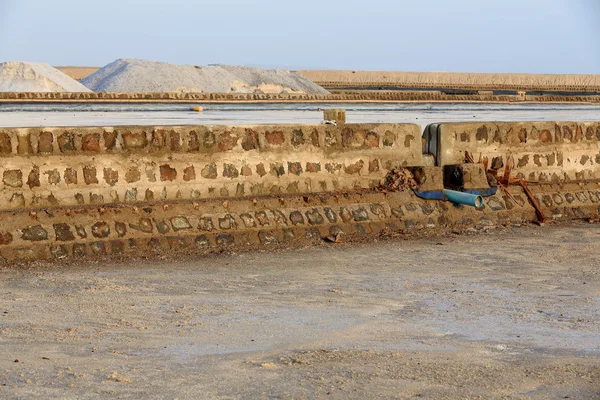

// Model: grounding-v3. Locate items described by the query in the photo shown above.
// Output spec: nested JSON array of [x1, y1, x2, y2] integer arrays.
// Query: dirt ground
[[0, 222, 598, 399]]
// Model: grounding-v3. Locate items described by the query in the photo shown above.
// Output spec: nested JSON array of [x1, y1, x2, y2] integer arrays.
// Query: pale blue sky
[[0, 0, 598, 73]]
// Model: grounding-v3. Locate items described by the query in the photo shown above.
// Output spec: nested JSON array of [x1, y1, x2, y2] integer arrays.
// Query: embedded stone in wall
[[0, 132, 11, 154], [183, 166, 196, 181], [223, 164, 239, 178], [160, 164, 177, 181], [201, 163, 217, 179], [58, 133, 75, 152], [64, 168, 77, 185], [265, 130, 285, 146], [91, 222, 110, 238], [125, 167, 141, 183], [82, 134, 100, 152], [21, 225, 48, 241], [3, 170, 22, 187], [103, 168, 119, 186], [38, 132, 54, 153], [83, 166, 98, 184], [45, 169, 61, 185], [123, 132, 147, 149], [53, 223, 75, 241], [104, 131, 117, 150]]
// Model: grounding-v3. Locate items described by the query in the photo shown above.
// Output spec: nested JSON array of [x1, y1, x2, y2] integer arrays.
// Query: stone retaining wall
[[437, 122, 600, 182], [0, 121, 599, 263], [0, 124, 421, 210]]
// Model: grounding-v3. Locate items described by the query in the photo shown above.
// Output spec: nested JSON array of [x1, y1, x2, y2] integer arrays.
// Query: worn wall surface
[[438, 122, 600, 182], [0, 121, 599, 263], [0, 124, 421, 210]]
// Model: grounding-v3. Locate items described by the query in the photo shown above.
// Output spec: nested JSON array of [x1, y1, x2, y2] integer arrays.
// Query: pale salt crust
[[82, 58, 329, 94], [0, 61, 92, 92]]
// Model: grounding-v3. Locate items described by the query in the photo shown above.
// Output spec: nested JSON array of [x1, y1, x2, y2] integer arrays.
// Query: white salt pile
[[0, 62, 92, 92], [82, 58, 329, 94]]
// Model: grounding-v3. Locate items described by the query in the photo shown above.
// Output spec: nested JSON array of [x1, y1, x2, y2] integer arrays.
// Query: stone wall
[[1, 121, 599, 263], [437, 122, 600, 182], [0, 124, 421, 210]]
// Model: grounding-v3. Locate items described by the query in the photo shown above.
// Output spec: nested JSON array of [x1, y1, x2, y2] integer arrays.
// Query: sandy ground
[[0, 222, 598, 399], [1, 103, 599, 128]]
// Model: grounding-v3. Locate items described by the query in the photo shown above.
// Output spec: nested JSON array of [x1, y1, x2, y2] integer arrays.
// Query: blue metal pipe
[[443, 189, 484, 209]]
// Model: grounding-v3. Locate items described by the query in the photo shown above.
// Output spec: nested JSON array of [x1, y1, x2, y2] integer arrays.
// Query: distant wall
[[1, 91, 600, 103]]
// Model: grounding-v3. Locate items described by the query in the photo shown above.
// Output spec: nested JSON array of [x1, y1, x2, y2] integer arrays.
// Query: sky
[[0, 0, 599, 73]]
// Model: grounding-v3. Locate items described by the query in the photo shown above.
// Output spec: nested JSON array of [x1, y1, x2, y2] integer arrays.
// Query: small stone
[[58, 133, 75, 152], [306, 162, 321, 173], [50, 245, 68, 259], [352, 208, 369, 221], [0, 132, 12, 154], [0, 232, 13, 245], [45, 169, 61, 185], [265, 130, 285, 146], [344, 160, 364, 175], [91, 222, 110, 238], [122, 132, 147, 148], [72, 243, 86, 257], [160, 164, 177, 181], [218, 215, 237, 230], [27, 167, 40, 188], [201, 163, 218, 179], [82, 133, 100, 151], [289, 211, 305, 225], [216, 233, 234, 247], [129, 217, 153, 233], [183, 166, 196, 181], [115, 222, 127, 237], [125, 188, 137, 202], [170, 216, 192, 231], [195, 235, 210, 249], [64, 168, 77, 185], [53, 223, 75, 241], [75, 225, 87, 238], [37, 132, 54, 153], [3, 170, 22, 187], [241, 166, 252, 176], [288, 162, 302, 176], [83, 166, 98, 184], [256, 163, 267, 177], [125, 167, 141, 183], [305, 209, 324, 225], [103, 168, 119, 186], [156, 220, 170, 234], [223, 163, 239, 178], [198, 217, 214, 231], [21, 225, 48, 241]]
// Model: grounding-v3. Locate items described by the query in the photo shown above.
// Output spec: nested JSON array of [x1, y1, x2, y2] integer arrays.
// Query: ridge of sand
[[0, 62, 92, 92]]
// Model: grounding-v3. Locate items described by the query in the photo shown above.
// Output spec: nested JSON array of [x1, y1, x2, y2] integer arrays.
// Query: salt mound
[[0, 62, 92, 92], [82, 58, 329, 94]]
